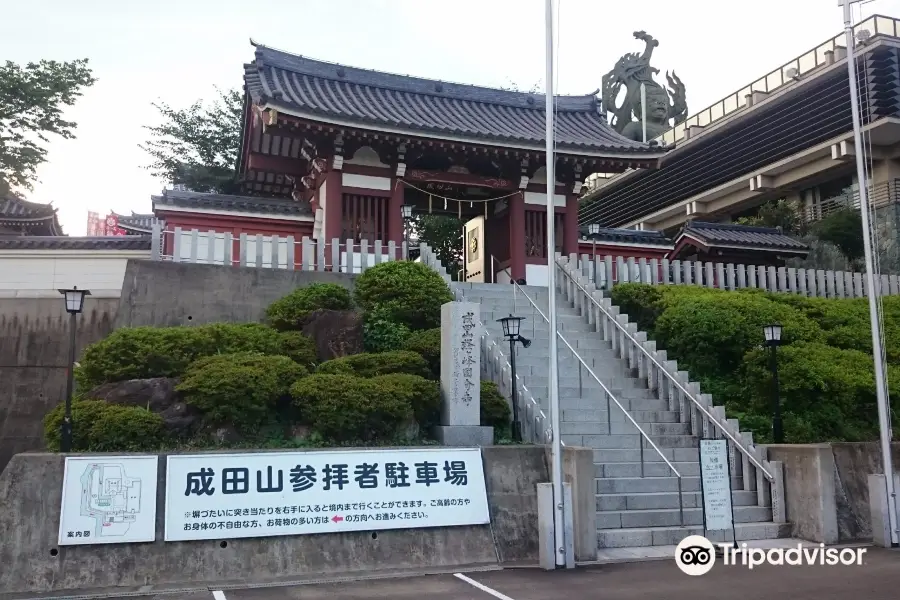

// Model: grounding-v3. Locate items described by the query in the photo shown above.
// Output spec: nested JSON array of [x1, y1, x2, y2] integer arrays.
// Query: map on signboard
[[58, 456, 158, 545], [80, 462, 142, 538]]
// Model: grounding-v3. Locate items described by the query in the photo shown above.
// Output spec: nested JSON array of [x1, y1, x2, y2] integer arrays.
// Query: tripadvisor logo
[[674, 535, 867, 575]]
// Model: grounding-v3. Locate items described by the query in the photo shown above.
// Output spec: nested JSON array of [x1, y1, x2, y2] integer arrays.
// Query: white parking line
[[212, 590, 227, 600], [453, 573, 516, 600]]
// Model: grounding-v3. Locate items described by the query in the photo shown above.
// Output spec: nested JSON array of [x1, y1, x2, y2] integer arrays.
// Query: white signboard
[[58, 456, 158, 545], [164, 447, 490, 541], [699, 439, 734, 532]]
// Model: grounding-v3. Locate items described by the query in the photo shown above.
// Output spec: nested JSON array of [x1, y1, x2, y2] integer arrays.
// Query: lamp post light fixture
[[497, 314, 532, 442], [401, 204, 413, 260], [58, 286, 91, 453], [763, 323, 784, 444]]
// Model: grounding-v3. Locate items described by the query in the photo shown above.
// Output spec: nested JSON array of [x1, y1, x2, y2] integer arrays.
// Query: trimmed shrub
[[403, 328, 441, 378], [370, 373, 441, 431], [654, 292, 822, 381], [265, 283, 353, 331], [176, 353, 307, 432], [290, 374, 412, 443], [44, 400, 168, 452], [363, 305, 412, 353], [278, 331, 318, 368], [737, 342, 900, 443], [316, 350, 431, 379], [480, 381, 511, 437], [353, 261, 453, 330], [75, 323, 306, 389]]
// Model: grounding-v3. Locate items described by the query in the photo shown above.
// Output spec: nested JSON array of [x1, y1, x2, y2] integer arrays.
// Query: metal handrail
[[556, 258, 774, 482]]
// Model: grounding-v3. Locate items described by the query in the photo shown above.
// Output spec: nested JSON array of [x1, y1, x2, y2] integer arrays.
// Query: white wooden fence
[[150, 225, 412, 273], [575, 253, 900, 299]]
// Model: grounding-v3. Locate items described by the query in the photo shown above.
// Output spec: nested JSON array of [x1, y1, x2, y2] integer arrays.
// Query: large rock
[[85, 377, 201, 437], [300, 309, 364, 361]]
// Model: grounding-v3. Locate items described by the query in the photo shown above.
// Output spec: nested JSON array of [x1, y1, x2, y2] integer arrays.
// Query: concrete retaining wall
[[0, 297, 119, 473], [766, 442, 900, 543], [116, 260, 358, 328], [0, 445, 594, 594]]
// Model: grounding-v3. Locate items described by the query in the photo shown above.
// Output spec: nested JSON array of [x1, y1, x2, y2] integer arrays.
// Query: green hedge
[[403, 328, 441, 378], [363, 305, 412, 353], [353, 261, 453, 330], [370, 373, 441, 431], [290, 374, 412, 443], [75, 323, 314, 389], [277, 330, 318, 368], [480, 381, 511, 437], [176, 352, 307, 432], [316, 350, 431, 379], [737, 342, 900, 443], [265, 283, 353, 331], [44, 400, 168, 452]]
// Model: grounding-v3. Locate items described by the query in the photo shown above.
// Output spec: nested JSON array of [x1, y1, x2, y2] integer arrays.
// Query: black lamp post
[[58, 286, 91, 452], [401, 204, 413, 260], [588, 223, 600, 260], [763, 323, 784, 444], [497, 314, 532, 442]]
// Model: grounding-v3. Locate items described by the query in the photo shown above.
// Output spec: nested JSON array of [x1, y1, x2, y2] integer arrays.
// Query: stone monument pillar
[[435, 301, 494, 446]]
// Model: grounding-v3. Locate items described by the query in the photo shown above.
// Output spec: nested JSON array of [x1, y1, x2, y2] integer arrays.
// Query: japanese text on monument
[[458, 310, 477, 405]]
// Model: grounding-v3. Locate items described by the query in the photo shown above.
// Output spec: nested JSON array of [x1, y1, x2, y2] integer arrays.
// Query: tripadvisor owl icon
[[675, 535, 716, 576]]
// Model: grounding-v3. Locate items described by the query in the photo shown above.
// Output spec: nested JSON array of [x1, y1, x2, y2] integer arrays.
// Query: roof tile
[[152, 189, 312, 216], [681, 221, 808, 252]]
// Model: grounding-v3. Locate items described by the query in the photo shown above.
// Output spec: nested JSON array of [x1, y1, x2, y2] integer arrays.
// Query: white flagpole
[[840, 0, 898, 546], [544, 0, 566, 568]]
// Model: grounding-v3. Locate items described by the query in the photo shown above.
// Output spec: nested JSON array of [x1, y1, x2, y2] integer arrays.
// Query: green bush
[[75, 323, 308, 389], [44, 400, 168, 452], [316, 350, 431, 378], [353, 261, 453, 330], [403, 328, 441, 378], [737, 342, 900, 443], [480, 381, 511, 437], [363, 305, 412, 353], [290, 374, 412, 443], [370, 373, 441, 431], [176, 353, 307, 432], [609, 283, 724, 334], [654, 292, 822, 381], [278, 330, 318, 367], [265, 283, 353, 331]]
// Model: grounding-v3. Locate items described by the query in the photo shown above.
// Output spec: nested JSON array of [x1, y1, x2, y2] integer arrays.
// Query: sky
[[3, 0, 899, 235]]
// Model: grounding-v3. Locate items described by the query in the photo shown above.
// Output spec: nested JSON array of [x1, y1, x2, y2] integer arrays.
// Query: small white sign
[[164, 447, 490, 541], [58, 456, 158, 545], [699, 439, 734, 532]]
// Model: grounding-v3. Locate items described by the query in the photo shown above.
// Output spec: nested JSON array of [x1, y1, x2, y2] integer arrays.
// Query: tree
[[412, 214, 463, 275], [0, 59, 96, 192], [813, 208, 865, 266], [734, 198, 803, 235], [141, 87, 242, 194]]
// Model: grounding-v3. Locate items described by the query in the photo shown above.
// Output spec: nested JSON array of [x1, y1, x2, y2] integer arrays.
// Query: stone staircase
[[451, 280, 790, 549]]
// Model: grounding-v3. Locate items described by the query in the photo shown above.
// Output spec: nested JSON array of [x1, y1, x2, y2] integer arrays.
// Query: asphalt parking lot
[[85, 547, 898, 600]]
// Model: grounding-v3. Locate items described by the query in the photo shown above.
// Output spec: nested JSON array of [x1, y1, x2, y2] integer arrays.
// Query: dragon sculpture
[[602, 31, 688, 142]]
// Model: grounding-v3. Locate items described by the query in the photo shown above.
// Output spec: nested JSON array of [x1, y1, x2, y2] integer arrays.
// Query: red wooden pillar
[[388, 178, 404, 257], [563, 193, 579, 256], [323, 169, 343, 242], [509, 192, 526, 282]]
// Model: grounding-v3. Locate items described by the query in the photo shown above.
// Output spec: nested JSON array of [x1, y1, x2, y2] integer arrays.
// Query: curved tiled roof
[[0, 236, 152, 251], [579, 224, 672, 246], [152, 189, 312, 217], [245, 42, 661, 155], [680, 221, 809, 253], [114, 212, 156, 232], [0, 193, 63, 235]]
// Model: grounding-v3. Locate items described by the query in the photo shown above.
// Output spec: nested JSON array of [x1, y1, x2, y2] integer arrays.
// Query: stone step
[[560, 398, 671, 412], [596, 475, 743, 494], [594, 461, 700, 478], [561, 421, 691, 436], [594, 447, 700, 463], [565, 409, 680, 424], [563, 433, 699, 449], [596, 505, 774, 529], [596, 489, 760, 511], [596, 522, 792, 548]]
